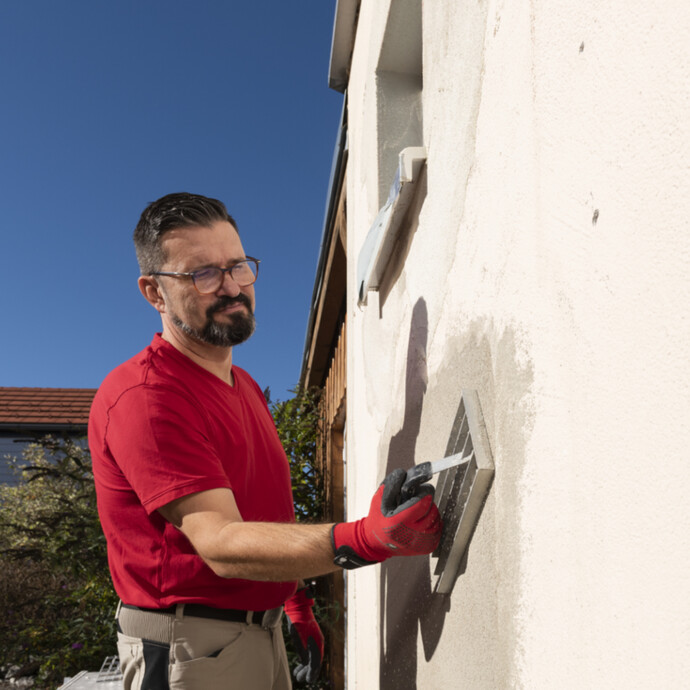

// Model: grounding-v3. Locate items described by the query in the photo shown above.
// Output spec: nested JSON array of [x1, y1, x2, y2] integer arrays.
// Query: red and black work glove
[[284, 584, 324, 685], [331, 467, 442, 569]]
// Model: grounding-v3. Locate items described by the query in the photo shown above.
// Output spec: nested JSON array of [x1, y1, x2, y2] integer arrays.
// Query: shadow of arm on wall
[[378, 298, 451, 689]]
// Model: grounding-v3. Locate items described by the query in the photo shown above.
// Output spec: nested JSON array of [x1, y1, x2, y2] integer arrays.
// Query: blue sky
[[0, 1, 343, 402]]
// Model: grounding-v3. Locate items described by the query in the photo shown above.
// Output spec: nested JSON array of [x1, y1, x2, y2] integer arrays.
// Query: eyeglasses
[[151, 257, 260, 294]]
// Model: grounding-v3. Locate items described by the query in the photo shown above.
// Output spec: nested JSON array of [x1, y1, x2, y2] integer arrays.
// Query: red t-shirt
[[88, 334, 297, 610]]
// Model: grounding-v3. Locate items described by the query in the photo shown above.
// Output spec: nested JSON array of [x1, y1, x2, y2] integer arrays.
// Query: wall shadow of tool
[[379, 298, 450, 690]]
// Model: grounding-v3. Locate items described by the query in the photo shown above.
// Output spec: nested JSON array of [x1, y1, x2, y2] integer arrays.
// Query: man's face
[[155, 221, 256, 348]]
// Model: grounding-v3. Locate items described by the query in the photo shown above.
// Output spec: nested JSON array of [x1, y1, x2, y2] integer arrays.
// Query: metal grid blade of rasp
[[431, 389, 495, 594]]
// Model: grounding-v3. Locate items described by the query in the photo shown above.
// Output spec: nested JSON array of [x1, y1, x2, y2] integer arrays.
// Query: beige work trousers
[[117, 603, 291, 690]]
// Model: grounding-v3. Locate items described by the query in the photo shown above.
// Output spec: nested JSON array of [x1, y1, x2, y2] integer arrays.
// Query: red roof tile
[[0, 387, 97, 426]]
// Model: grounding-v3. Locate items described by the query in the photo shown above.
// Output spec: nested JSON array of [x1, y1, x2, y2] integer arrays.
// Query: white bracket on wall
[[356, 146, 427, 306], [431, 389, 495, 594]]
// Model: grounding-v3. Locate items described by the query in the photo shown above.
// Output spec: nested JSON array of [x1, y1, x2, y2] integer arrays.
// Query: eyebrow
[[186, 257, 249, 272]]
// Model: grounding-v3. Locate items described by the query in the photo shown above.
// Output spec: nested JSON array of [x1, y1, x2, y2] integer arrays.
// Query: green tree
[[270, 386, 325, 523], [270, 386, 340, 688]]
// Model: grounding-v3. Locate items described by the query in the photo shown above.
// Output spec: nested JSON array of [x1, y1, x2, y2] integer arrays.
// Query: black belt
[[121, 603, 265, 625]]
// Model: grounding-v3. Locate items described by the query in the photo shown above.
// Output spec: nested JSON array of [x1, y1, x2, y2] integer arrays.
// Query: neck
[[161, 323, 234, 386]]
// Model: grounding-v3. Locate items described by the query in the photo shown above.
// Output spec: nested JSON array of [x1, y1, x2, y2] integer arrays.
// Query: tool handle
[[400, 462, 433, 503]]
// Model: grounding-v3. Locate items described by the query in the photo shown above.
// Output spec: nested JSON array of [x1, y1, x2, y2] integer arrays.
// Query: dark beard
[[172, 294, 256, 347]]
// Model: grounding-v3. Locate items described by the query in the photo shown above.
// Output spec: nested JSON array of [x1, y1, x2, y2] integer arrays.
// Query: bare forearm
[[160, 489, 341, 581], [201, 521, 339, 581]]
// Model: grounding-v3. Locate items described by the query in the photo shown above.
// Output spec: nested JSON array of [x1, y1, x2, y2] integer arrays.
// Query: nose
[[216, 269, 242, 297]]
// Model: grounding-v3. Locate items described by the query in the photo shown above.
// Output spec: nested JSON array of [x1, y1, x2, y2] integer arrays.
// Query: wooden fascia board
[[303, 180, 347, 387]]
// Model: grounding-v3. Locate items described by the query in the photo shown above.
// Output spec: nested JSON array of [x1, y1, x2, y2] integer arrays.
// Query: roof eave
[[328, 0, 360, 93], [0, 422, 88, 433]]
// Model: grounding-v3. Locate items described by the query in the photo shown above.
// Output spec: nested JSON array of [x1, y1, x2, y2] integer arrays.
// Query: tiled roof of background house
[[0, 387, 97, 426]]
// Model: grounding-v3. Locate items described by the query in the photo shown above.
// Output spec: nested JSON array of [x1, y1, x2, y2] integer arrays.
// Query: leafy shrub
[[0, 437, 118, 689]]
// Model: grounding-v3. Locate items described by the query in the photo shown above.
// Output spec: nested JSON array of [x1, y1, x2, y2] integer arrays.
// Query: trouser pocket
[[118, 632, 171, 690], [117, 632, 143, 690], [169, 626, 251, 690]]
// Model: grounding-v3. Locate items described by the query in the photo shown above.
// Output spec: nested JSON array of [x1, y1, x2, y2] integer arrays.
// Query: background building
[[0, 387, 95, 483]]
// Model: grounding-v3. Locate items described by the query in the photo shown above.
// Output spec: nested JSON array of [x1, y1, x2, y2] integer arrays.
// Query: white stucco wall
[[343, 1, 690, 688]]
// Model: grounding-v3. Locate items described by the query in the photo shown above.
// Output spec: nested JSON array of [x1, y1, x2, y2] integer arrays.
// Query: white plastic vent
[[356, 146, 427, 305]]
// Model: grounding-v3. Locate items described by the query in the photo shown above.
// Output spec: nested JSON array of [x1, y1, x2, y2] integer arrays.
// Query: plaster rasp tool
[[400, 451, 473, 502]]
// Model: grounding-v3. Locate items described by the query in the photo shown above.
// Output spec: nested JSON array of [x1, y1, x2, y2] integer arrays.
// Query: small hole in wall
[[579, 42, 585, 53], [592, 209, 600, 225]]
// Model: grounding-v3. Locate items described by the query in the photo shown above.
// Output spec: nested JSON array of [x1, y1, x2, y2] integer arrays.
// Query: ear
[[138, 275, 167, 314]]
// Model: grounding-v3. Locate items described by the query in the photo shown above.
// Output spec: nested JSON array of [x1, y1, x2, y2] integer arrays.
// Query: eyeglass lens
[[193, 261, 258, 293]]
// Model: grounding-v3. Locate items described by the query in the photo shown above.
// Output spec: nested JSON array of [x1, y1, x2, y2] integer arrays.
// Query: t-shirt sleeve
[[104, 384, 232, 514]]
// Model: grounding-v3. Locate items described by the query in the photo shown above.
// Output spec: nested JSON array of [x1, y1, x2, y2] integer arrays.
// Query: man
[[89, 192, 442, 690]]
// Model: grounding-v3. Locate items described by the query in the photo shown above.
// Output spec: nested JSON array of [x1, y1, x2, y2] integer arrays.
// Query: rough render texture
[[343, 1, 689, 688]]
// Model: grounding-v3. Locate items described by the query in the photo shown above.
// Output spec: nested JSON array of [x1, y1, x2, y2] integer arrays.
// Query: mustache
[[207, 293, 253, 316]]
